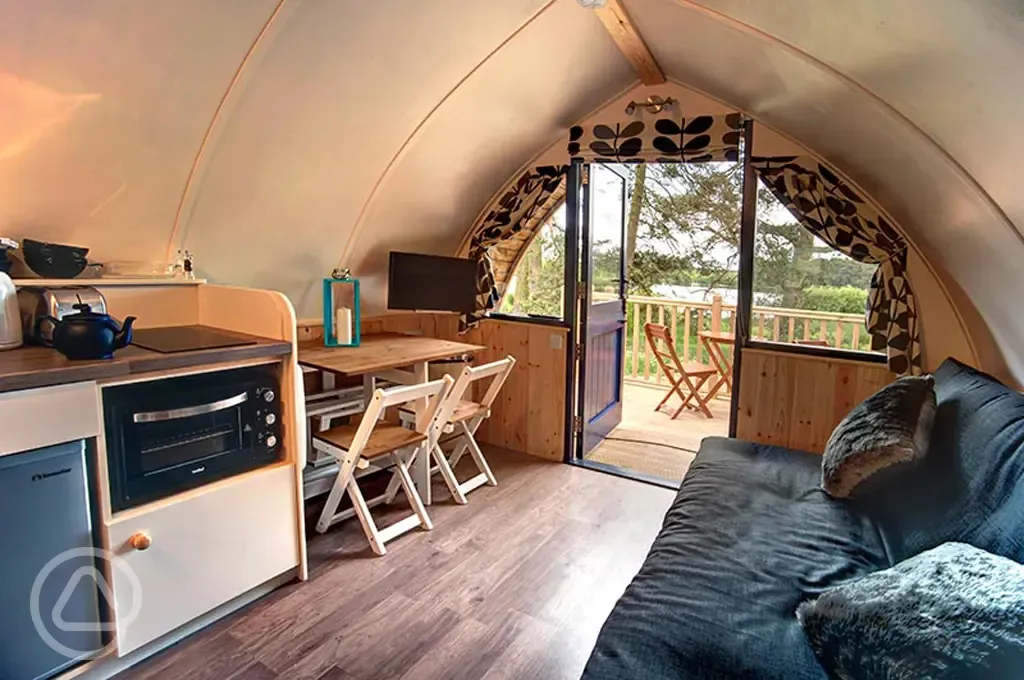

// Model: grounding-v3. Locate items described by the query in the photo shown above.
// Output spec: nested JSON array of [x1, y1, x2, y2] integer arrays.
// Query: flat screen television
[[387, 251, 477, 314]]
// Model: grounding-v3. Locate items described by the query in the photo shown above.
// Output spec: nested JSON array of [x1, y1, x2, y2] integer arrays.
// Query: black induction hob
[[131, 325, 259, 353]]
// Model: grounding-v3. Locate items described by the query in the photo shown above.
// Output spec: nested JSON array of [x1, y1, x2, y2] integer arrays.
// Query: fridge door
[[0, 441, 102, 680]]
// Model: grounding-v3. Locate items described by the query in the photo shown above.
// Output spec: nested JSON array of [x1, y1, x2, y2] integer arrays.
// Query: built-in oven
[[103, 365, 283, 512]]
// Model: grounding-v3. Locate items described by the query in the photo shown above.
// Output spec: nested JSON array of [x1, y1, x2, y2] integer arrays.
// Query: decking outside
[[586, 382, 729, 483], [585, 292, 878, 484]]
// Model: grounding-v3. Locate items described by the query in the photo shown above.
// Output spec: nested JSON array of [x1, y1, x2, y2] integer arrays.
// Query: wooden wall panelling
[[767, 352, 795, 445], [736, 349, 895, 453], [433, 313, 460, 341], [501, 322, 531, 454], [789, 358, 831, 453], [296, 313, 568, 461], [527, 324, 567, 458], [472, 320, 566, 461]]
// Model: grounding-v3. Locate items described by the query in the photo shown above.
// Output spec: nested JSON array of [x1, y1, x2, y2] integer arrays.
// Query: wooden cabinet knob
[[128, 532, 152, 551]]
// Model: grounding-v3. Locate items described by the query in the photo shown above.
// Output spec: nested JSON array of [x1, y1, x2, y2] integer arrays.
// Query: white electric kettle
[[0, 271, 22, 350]]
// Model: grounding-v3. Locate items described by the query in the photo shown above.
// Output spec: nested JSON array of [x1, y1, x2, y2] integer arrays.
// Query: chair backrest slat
[[380, 379, 450, 408], [359, 377, 454, 441], [409, 376, 455, 434], [436, 356, 517, 430], [474, 356, 517, 409], [644, 323, 689, 378]]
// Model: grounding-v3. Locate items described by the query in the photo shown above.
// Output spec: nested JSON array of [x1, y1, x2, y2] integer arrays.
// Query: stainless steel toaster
[[0, 273, 20, 350], [17, 286, 107, 344]]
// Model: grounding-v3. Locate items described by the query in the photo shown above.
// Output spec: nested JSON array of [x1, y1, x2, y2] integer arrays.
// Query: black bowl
[[22, 238, 89, 278]]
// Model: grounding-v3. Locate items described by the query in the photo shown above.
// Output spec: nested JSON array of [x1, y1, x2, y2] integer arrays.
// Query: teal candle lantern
[[322, 268, 360, 347]]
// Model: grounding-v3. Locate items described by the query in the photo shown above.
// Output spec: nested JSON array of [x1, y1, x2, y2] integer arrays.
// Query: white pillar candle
[[335, 306, 353, 344]]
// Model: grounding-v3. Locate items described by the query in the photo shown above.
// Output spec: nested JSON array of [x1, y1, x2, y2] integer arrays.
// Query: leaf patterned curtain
[[569, 113, 742, 163], [752, 155, 922, 375], [460, 165, 567, 332]]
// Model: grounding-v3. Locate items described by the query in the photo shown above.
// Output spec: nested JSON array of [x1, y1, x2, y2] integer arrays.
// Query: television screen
[[387, 251, 477, 314]]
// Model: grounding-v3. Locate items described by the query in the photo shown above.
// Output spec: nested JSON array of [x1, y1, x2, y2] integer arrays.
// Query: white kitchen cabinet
[[105, 464, 299, 655]]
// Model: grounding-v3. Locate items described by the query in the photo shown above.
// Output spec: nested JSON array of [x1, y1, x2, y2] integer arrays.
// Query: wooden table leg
[[362, 373, 375, 404], [702, 337, 732, 400]]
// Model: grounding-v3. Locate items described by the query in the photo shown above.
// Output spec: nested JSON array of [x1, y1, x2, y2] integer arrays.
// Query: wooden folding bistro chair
[[394, 356, 517, 505], [643, 323, 718, 419], [311, 376, 453, 555]]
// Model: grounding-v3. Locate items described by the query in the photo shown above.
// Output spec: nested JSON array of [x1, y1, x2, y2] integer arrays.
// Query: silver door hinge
[[574, 344, 582, 361], [581, 165, 589, 185], [574, 416, 583, 433]]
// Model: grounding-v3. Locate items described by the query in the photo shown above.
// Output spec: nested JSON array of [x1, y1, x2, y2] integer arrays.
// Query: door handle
[[133, 392, 249, 423]]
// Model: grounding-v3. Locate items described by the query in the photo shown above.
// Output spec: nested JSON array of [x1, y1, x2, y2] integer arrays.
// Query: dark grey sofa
[[582, 358, 1024, 679]]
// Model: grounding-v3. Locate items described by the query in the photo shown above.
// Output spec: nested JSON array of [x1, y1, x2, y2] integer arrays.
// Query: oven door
[[105, 370, 276, 511], [129, 390, 250, 470]]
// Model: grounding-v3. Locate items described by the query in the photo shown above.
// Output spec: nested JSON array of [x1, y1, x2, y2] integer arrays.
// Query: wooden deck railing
[[619, 294, 874, 388]]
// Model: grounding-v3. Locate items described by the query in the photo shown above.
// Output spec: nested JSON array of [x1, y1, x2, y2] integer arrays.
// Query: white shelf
[[11, 278, 206, 287]]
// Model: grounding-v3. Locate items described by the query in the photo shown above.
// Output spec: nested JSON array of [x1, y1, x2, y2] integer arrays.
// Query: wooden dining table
[[298, 332, 486, 504], [698, 330, 735, 400]]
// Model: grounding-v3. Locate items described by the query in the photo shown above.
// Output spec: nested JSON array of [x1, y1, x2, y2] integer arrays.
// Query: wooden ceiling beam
[[592, 0, 666, 86]]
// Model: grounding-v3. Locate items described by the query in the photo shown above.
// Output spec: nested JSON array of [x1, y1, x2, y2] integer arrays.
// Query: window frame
[[733, 123, 887, 370], [744, 339, 886, 364], [486, 196, 571, 327]]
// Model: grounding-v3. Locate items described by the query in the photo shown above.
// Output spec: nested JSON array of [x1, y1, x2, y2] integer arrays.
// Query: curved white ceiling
[[180, 0, 633, 317], [2, 0, 1023, 376], [0, 0, 278, 263]]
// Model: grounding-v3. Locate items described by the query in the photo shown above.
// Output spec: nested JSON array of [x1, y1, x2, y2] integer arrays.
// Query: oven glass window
[[131, 409, 244, 475]]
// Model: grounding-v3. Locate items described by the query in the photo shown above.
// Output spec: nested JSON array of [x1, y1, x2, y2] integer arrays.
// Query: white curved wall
[[0, 0, 277, 265], [181, 0, 633, 318], [1, 0, 1021, 379]]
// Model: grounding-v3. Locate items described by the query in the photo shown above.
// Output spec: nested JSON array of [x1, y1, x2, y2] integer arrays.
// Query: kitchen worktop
[[0, 331, 292, 393]]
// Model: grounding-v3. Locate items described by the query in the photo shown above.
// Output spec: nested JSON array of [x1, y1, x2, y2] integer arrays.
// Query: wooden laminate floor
[[120, 448, 675, 680]]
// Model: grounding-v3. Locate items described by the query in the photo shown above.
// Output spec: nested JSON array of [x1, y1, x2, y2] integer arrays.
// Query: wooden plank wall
[[297, 313, 568, 461], [735, 348, 895, 453]]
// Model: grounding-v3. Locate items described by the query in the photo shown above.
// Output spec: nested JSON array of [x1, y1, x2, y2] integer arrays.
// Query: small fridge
[[0, 440, 103, 680]]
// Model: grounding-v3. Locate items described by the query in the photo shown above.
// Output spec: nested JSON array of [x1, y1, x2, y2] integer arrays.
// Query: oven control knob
[[263, 389, 275, 403], [266, 435, 278, 448], [265, 413, 276, 426], [129, 532, 152, 551]]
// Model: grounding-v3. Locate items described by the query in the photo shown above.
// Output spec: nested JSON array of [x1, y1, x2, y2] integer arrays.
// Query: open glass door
[[576, 163, 628, 457]]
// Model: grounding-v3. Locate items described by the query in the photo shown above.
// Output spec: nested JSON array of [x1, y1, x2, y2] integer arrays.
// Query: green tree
[[802, 285, 868, 314], [753, 186, 829, 308], [500, 211, 567, 317], [638, 163, 742, 292], [625, 164, 645, 275], [635, 163, 875, 310], [502, 163, 877, 319]]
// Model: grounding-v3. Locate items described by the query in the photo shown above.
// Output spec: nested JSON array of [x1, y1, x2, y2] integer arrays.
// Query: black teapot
[[38, 303, 136, 360]]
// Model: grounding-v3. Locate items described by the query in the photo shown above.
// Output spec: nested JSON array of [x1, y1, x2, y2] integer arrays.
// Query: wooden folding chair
[[311, 376, 453, 555], [393, 355, 516, 504], [438, 355, 516, 500], [643, 323, 718, 419]]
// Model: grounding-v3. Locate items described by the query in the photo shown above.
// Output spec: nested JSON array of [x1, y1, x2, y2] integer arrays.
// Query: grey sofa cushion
[[797, 542, 1024, 680], [872, 358, 1024, 563], [821, 375, 936, 498], [581, 437, 891, 680]]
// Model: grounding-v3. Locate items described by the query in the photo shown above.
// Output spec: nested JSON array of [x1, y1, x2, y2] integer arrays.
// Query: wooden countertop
[[0, 331, 292, 393]]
